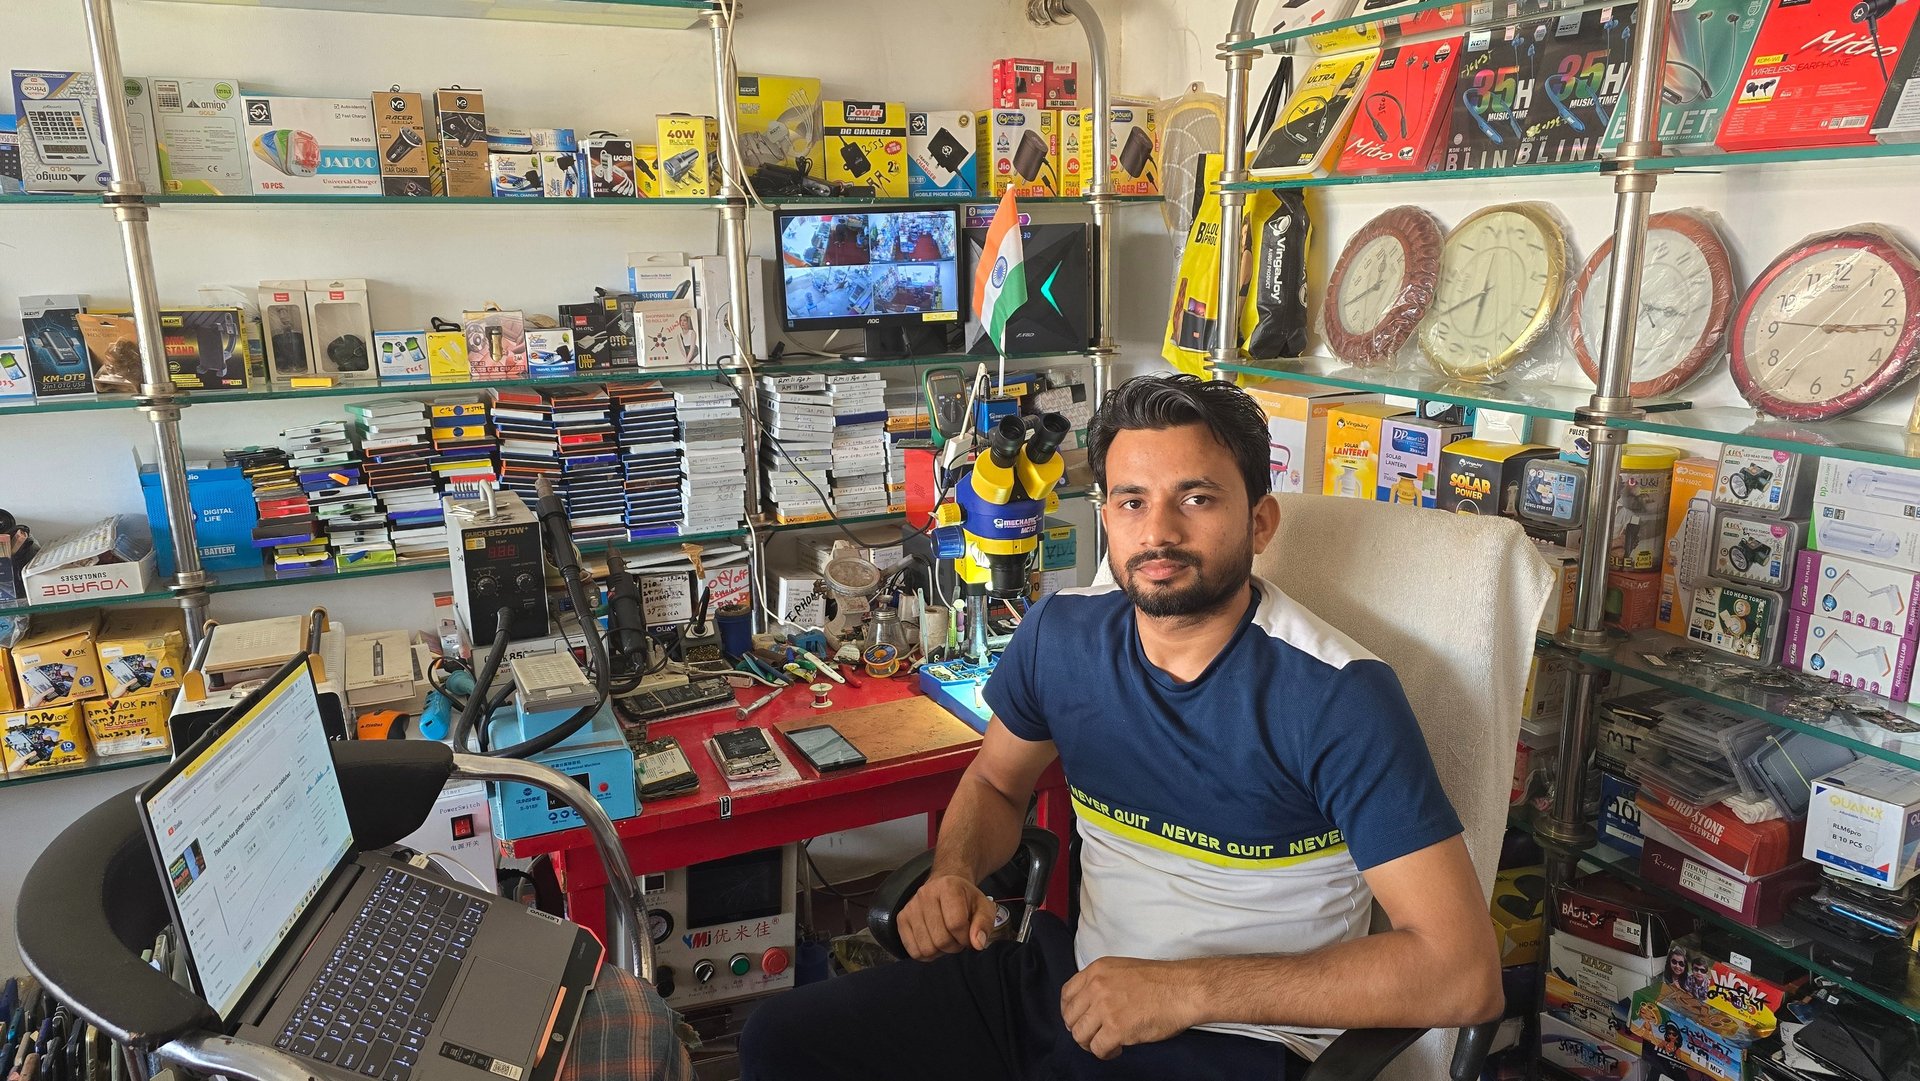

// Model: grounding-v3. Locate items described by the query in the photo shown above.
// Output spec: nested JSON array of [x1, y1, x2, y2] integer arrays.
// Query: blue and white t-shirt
[[982, 576, 1461, 1058]]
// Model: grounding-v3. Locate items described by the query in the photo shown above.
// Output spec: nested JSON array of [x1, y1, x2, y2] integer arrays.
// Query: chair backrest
[[1095, 493, 1553, 1079]]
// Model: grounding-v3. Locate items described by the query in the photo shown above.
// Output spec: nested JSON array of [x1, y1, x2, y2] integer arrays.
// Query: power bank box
[[240, 94, 379, 196], [908, 110, 976, 196], [126, 77, 248, 195], [823, 100, 907, 198], [20, 294, 94, 398], [374, 89, 439, 197], [1716, 0, 1920, 151], [976, 108, 1059, 197], [735, 73, 822, 173], [657, 114, 721, 197], [435, 87, 489, 197]]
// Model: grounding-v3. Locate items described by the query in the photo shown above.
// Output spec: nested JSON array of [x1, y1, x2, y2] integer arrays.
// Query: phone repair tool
[[737, 685, 786, 720], [923, 367, 969, 450], [797, 647, 847, 685], [810, 682, 835, 709], [939, 412, 1072, 661]]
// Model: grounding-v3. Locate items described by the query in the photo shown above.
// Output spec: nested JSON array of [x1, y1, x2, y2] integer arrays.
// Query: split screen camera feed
[[779, 210, 960, 322]]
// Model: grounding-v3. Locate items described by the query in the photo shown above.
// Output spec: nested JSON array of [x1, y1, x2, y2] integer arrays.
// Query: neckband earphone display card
[[1716, 0, 1920, 151], [1599, 0, 1769, 154], [1441, 24, 1539, 170], [1523, 8, 1638, 163], [1334, 37, 1465, 174], [1250, 49, 1379, 178]]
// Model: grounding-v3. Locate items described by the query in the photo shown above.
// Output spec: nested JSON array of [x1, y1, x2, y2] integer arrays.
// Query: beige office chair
[[871, 492, 1555, 1080]]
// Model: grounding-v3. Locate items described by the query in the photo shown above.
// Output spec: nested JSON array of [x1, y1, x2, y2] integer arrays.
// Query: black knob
[[655, 966, 675, 998], [693, 959, 715, 984]]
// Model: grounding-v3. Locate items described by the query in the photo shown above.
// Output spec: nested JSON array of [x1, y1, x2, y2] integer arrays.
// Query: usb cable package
[[1782, 610, 1919, 702], [1792, 549, 1920, 640]]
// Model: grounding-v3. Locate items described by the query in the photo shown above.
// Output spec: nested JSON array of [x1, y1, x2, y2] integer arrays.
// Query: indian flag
[[971, 188, 1027, 355]]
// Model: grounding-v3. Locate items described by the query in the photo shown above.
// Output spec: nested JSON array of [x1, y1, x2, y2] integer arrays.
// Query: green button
[[729, 954, 752, 977]]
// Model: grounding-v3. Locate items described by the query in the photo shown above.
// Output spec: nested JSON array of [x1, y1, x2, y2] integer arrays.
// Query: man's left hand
[[1059, 957, 1204, 1060]]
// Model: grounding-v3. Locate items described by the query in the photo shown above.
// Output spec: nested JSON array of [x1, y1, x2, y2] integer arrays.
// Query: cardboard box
[[1491, 865, 1546, 966], [1782, 609, 1918, 701], [1088, 103, 1159, 194], [435, 88, 488, 197], [1606, 571, 1661, 631], [1539, 543, 1579, 637], [1, 704, 91, 775], [13, 610, 103, 707], [1055, 109, 1089, 198], [1551, 930, 1665, 1009], [658, 114, 721, 197], [1806, 756, 1920, 887], [734, 73, 822, 174], [81, 686, 173, 757], [1657, 457, 1719, 636], [1717, 0, 1919, 151], [20, 518, 157, 609], [425, 328, 469, 381], [96, 608, 185, 699], [1378, 415, 1472, 506], [307, 279, 375, 378], [1598, 772, 1644, 859], [21, 294, 94, 398], [1635, 780, 1803, 877], [1545, 974, 1643, 1054], [139, 457, 258, 573], [1555, 875, 1696, 957], [159, 307, 251, 390], [0, 341, 30, 401], [1335, 38, 1464, 175], [1792, 549, 1920, 639], [909, 110, 976, 196], [1246, 383, 1384, 496], [240, 94, 379, 196], [1540, 1014, 1643, 1081], [992, 58, 1048, 108], [1627, 986, 1760, 1081], [0, 650, 17, 713], [526, 328, 575, 379], [822, 101, 907, 198], [489, 152, 541, 197], [690, 255, 770, 365], [373, 89, 438, 197], [561, 293, 637, 371], [634, 144, 661, 198], [1525, 652, 1568, 723], [130, 77, 249, 195], [581, 136, 637, 198], [259, 280, 315, 379], [1642, 825, 1820, 928], [1812, 502, 1920, 572], [1601, 0, 1768, 154], [977, 108, 1059, 197], [1045, 61, 1080, 108], [11, 70, 155, 193], [1874, 26, 1920, 141], [1323, 402, 1410, 500], [1662, 937, 1800, 1033], [375, 331, 429, 382], [1438, 440, 1557, 516], [537, 151, 580, 198]]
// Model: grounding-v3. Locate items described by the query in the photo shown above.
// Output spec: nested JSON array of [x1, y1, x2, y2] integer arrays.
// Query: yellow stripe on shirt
[[1069, 793, 1351, 870]]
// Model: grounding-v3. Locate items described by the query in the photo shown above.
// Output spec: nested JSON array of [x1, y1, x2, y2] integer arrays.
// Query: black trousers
[[738, 913, 1303, 1081]]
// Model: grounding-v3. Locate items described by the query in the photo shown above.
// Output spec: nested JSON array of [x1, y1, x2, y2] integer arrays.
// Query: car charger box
[[657, 114, 720, 197], [435, 87, 489, 197], [374, 89, 439, 197], [823, 100, 907, 198], [908, 110, 976, 196], [239, 94, 379, 196], [976, 107, 1059, 196]]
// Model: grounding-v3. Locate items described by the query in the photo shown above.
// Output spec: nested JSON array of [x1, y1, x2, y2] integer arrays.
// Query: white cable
[[412, 851, 493, 893]]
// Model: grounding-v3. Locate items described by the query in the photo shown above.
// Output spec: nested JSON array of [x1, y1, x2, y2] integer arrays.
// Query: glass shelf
[[0, 395, 149, 416], [144, 193, 726, 207], [1625, 141, 1920, 175], [1583, 630, 1920, 774], [1224, 160, 1604, 193], [149, 0, 712, 29], [0, 751, 170, 791], [0, 194, 104, 206], [749, 351, 1089, 377], [1576, 844, 1920, 1024], [1213, 357, 1690, 422], [207, 557, 453, 594], [761, 195, 1163, 207], [1618, 407, 1920, 471], [0, 589, 179, 620], [761, 486, 1093, 533], [1228, 0, 1613, 52]]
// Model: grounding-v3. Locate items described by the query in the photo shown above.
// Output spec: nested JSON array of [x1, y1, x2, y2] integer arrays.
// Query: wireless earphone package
[[1332, 38, 1463, 176], [1249, 49, 1377, 179], [1598, 0, 1767, 156], [1717, 0, 1920, 151], [1444, 10, 1634, 170]]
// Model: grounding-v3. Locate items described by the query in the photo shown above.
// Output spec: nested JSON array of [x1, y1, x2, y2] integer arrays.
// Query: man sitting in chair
[[740, 374, 1503, 1080]]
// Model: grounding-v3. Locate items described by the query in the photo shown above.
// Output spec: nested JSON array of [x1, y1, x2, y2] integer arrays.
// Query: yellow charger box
[[1056, 109, 1088, 197], [1491, 864, 1546, 966], [1322, 402, 1410, 500], [636, 144, 661, 199], [82, 686, 176, 758], [735, 73, 822, 173], [823, 100, 907, 198], [97, 607, 185, 698], [427, 329, 469, 381], [1081, 103, 1161, 195], [976, 108, 1059, 197], [0, 649, 17, 713], [656, 114, 720, 197], [2, 704, 92, 775], [14, 610, 104, 707]]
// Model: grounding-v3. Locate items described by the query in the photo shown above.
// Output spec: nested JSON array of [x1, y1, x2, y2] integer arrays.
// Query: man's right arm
[[897, 718, 1058, 960]]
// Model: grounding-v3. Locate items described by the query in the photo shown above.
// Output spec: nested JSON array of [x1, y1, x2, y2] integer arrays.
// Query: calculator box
[[12, 71, 114, 193]]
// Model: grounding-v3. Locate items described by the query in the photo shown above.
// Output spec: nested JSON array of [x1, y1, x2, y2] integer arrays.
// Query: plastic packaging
[[1321, 205, 1443, 369], [1782, 611, 1919, 701], [1686, 582, 1787, 665], [1519, 458, 1588, 528], [1728, 225, 1920, 421], [1712, 445, 1812, 518], [1793, 549, 1920, 640], [1610, 444, 1686, 572], [1710, 510, 1803, 592], [1567, 209, 1738, 400], [1417, 201, 1571, 383]]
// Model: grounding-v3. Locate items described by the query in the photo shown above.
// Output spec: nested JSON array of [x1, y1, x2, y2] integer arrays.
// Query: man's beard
[[1113, 536, 1254, 619]]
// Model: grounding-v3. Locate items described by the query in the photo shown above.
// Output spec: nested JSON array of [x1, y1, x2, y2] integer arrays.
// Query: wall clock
[[1729, 229, 1920, 421], [1324, 206, 1445, 367], [1570, 210, 1737, 400], [1418, 202, 1568, 380]]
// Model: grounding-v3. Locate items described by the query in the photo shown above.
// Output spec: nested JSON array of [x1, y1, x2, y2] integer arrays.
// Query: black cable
[[451, 609, 514, 754]]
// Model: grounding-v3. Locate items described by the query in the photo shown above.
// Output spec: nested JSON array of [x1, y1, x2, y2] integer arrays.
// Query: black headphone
[[1852, 0, 1907, 80]]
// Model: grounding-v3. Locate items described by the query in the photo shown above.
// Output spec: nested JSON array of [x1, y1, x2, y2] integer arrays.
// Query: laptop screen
[[140, 659, 354, 1020]]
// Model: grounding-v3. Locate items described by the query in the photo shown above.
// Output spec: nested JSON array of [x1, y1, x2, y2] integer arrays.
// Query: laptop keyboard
[[275, 867, 487, 1080]]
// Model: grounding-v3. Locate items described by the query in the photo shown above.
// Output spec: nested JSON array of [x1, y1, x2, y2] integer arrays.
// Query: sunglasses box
[[1640, 824, 1819, 928]]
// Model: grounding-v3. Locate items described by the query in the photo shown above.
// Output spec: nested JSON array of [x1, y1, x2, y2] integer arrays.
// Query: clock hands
[[1770, 319, 1889, 334]]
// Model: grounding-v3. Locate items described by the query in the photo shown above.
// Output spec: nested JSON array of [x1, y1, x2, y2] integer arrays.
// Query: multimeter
[[924, 367, 969, 450]]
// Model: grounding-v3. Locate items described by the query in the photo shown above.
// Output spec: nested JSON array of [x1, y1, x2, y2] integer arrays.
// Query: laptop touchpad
[[441, 960, 556, 1063]]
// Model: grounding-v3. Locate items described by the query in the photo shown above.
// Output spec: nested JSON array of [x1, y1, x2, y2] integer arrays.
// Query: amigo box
[[130, 77, 249, 195], [823, 101, 907, 198], [657, 114, 721, 197], [909, 110, 976, 196], [1323, 402, 1410, 500], [1245, 381, 1381, 495], [1716, 0, 1920, 151], [1378, 415, 1472, 506], [976, 108, 1059, 197], [240, 94, 379, 196], [1806, 756, 1920, 888]]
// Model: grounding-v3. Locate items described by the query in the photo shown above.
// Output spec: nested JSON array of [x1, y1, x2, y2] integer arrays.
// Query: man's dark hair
[[1087, 373, 1272, 508]]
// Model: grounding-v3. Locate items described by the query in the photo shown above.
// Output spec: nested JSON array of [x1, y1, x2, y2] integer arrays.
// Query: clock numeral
[[1886, 288, 1901, 309], [1805, 272, 1822, 292], [1870, 347, 1887, 365], [1888, 319, 1902, 338], [1768, 320, 1780, 335], [1843, 368, 1857, 388], [1810, 378, 1822, 396], [1766, 349, 1781, 368], [1837, 263, 1855, 283], [1782, 293, 1799, 313]]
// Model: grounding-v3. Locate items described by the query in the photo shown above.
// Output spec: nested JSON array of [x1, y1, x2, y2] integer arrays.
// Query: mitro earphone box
[[1715, 0, 1920, 151], [1599, 0, 1768, 154], [1875, 30, 1920, 138], [1334, 37, 1463, 175]]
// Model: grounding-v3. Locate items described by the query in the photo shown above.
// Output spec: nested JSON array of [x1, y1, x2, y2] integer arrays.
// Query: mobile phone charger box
[[306, 279, 376, 378], [908, 110, 976, 196], [1378, 415, 1472, 506], [1782, 609, 1918, 701], [1323, 402, 1410, 500], [489, 152, 540, 197], [96, 608, 185, 699], [435, 87, 489, 198], [1807, 756, 1920, 888], [657, 114, 721, 197], [1, 703, 92, 775], [526, 328, 576, 378], [374, 89, 439, 197], [426, 328, 469, 381], [375, 331, 429, 382], [139, 457, 258, 573], [581, 136, 636, 198], [1083, 103, 1160, 195], [463, 307, 528, 380], [977, 108, 1058, 196], [1045, 61, 1080, 108], [1812, 502, 1920, 573], [991, 58, 1048, 108], [0, 341, 28, 401], [82, 686, 174, 758], [1792, 549, 1920, 639], [735, 73, 823, 174], [240, 94, 379, 196], [13, 609, 103, 707], [1055, 109, 1089, 197], [538, 151, 580, 198], [823, 101, 907, 198]]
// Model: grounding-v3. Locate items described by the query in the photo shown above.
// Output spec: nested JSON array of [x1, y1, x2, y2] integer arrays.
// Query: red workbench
[[500, 675, 1071, 944]]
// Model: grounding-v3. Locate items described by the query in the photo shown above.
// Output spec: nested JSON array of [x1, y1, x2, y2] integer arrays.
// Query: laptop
[[137, 655, 602, 1081]]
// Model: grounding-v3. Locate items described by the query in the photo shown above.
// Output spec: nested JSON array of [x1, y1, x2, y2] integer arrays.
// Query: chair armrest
[[1300, 1028, 1426, 1081], [866, 850, 938, 959], [334, 739, 454, 851], [1451, 1019, 1501, 1081], [158, 1031, 323, 1081], [866, 829, 1061, 960]]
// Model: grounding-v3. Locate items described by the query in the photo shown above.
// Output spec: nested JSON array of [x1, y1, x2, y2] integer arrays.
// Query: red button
[[760, 948, 790, 976]]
